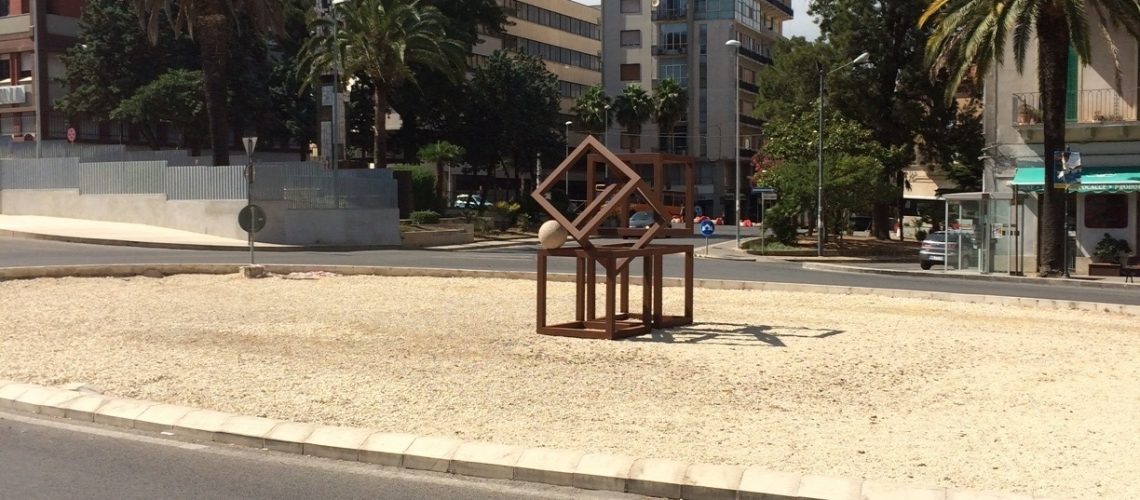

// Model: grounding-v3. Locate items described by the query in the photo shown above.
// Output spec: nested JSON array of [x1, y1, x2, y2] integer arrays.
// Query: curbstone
[[681, 463, 745, 500], [172, 409, 236, 442], [12, 386, 77, 415], [93, 399, 157, 429], [302, 425, 376, 462], [449, 441, 525, 481], [0, 383, 35, 409], [263, 421, 318, 455], [797, 474, 863, 500], [738, 466, 802, 500], [402, 436, 463, 473], [626, 457, 688, 498], [56, 394, 110, 421], [133, 404, 196, 433], [38, 390, 89, 418], [358, 433, 419, 467], [572, 452, 636, 493], [861, 480, 946, 500], [215, 415, 280, 448], [514, 447, 586, 488]]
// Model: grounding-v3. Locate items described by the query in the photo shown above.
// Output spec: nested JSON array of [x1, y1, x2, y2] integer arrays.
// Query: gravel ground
[[2, 274, 1137, 499]]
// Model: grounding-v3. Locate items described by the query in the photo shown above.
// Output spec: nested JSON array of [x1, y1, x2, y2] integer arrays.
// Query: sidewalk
[[0, 215, 301, 251]]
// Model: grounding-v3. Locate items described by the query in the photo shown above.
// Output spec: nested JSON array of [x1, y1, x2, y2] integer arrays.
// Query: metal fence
[[1, 156, 396, 210]]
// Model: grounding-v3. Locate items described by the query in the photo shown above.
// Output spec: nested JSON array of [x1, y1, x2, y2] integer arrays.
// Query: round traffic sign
[[238, 204, 267, 233], [66, 127, 77, 143], [699, 219, 715, 237]]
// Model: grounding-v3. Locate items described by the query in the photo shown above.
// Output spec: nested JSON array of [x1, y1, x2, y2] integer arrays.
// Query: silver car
[[628, 210, 655, 228], [919, 231, 976, 270]]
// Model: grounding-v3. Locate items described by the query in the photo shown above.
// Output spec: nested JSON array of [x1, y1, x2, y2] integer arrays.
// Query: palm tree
[[612, 84, 653, 152], [133, 0, 283, 166], [300, 0, 466, 168], [653, 78, 688, 153], [571, 85, 611, 138], [418, 140, 465, 207], [919, 0, 1140, 275]]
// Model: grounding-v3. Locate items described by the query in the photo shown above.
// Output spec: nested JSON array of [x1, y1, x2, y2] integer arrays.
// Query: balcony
[[652, 44, 689, 57], [652, 8, 687, 21], [652, 77, 689, 89], [738, 80, 759, 94], [762, 0, 794, 17], [741, 114, 764, 127], [739, 46, 773, 65], [1012, 88, 1140, 142]]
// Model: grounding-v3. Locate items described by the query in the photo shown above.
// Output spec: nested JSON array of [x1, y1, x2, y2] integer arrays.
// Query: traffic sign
[[66, 127, 77, 143], [242, 136, 258, 156], [238, 204, 267, 233], [699, 219, 716, 237]]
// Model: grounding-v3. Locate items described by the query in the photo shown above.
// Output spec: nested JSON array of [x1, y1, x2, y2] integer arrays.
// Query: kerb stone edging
[[1, 263, 1136, 318], [0, 381, 1063, 500]]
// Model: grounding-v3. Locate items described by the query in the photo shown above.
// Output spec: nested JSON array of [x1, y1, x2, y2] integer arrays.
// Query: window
[[0, 55, 10, 84], [1085, 194, 1129, 228], [19, 53, 32, 82], [0, 3, 8, 16], [620, 30, 641, 47], [621, 133, 641, 151], [620, 0, 640, 13], [739, 67, 755, 83], [620, 63, 641, 81]]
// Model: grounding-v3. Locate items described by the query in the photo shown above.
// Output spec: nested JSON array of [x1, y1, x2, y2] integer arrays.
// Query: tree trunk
[[195, 7, 230, 166], [373, 86, 389, 168], [1037, 7, 1069, 276], [435, 160, 445, 203]]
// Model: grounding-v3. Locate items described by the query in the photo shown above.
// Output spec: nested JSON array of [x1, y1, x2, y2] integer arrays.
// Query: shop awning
[[1008, 166, 1140, 192]]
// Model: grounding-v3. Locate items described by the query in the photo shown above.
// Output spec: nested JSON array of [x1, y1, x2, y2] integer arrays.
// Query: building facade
[[983, 10, 1140, 274], [601, 0, 791, 220], [0, 0, 84, 143]]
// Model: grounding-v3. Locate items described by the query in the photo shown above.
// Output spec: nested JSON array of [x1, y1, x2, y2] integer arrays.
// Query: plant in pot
[[490, 201, 521, 231], [1092, 233, 1132, 264]]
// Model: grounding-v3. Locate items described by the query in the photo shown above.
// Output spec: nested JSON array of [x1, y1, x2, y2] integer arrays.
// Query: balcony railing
[[741, 114, 764, 127], [652, 44, 689, 56], [739, 46, 773, 65], [763, 0, 794, 17], [652, 8, 687, 21], [738, 80, 759, 94], [1012, 87, 1139, 126]]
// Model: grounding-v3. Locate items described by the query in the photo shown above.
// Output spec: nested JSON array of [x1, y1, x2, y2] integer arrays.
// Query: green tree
[[133, 0, 284, 166], [456, 51, 563, 200], [111, 69, 208, 153], [418, 140, 465, 207], [919, 0, 1140, 274], [571, 86, 612, 138], [612, 84, 653, 152], [653, 78, 688, 153], [299, 0, 466, 169]]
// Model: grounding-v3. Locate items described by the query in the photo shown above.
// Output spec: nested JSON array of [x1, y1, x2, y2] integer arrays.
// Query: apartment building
[[0, 0, 84, 143], [982, 9, 1140, 274], [601, 0, 791, 220], [474, 0, 602, 117]]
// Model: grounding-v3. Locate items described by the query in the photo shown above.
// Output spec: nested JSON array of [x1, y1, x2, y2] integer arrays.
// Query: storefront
[[1008, 166, 1140, 274]]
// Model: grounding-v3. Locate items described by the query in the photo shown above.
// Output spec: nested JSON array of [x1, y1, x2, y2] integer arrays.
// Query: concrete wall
[[0, 189, 400, 246]]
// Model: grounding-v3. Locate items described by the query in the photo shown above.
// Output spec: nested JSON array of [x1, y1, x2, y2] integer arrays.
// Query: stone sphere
[[537, 220, 569, 249]]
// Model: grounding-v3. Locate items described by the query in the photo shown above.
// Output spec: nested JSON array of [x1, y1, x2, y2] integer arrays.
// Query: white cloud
[[782, 0, 819, 40]]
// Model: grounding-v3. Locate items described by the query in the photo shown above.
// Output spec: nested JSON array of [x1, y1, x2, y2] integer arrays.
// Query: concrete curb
[[2, 263, 1137, 317], [0, 381, 1058, 500], [802, 262, 1140, 290]]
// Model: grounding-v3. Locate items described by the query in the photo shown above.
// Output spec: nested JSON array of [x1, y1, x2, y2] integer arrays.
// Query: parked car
[[453, 194, 487, 210], [628, 210, 655, 229], [919, 230, 976, 270]]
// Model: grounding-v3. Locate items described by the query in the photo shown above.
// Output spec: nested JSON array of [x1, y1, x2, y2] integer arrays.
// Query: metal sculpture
[[531, 135, 695, 340]]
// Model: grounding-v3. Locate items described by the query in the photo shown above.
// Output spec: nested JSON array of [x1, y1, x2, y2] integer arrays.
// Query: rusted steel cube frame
[[536, 244, 693, 340]]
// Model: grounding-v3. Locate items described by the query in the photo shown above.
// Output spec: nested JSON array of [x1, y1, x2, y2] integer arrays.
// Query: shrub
[[766, 203, 800, 246], [390, 164, 440, 212], [516, 213, 533, 230], [409, 210, 441, 225], [915, 229, 928, 242], [1093, 233, 1132, 263]]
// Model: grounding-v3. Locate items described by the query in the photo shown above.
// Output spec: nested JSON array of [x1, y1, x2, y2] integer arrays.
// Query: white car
[[453, 194, 487, 209]]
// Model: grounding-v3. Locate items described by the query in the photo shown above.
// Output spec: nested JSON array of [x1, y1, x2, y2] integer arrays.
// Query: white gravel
[[1, 274, 1137, 499]]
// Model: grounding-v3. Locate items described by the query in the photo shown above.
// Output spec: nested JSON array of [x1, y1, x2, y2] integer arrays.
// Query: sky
[[570, 0, 820, 40]]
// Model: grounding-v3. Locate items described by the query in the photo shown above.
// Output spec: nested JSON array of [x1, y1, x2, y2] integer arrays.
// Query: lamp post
[[726, 40, 742, 247], [817, 51, 870, 256], [564, 120, 573, 194], [603, 104, 612, 150]]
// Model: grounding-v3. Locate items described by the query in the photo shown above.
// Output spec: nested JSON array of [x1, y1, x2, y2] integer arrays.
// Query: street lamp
[[817, 51, 870, 256], [564, 120, 573, 194], [603, 104, 612, 150], [726, 39, 742, 248]]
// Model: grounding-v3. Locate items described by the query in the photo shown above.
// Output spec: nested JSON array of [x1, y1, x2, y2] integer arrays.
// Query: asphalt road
[[0, 412, 638, 500], [1, 236, 1137, 305]]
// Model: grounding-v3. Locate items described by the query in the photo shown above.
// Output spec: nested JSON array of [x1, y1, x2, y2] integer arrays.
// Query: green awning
[[1008, 166, 1140, 192]]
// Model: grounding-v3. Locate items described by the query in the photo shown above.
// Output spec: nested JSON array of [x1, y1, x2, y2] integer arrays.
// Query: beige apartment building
[[601, 0, 791, 221], [981, 9, 1140, 274]]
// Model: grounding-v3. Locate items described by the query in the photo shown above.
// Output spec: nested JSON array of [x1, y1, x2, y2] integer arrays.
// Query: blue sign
[[699, 219, 716, 237]]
